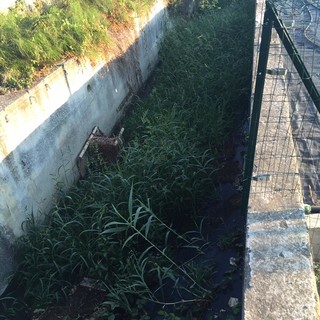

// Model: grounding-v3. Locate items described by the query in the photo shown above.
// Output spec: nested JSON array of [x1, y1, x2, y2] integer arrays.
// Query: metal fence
[[242, 0, 320, 260]]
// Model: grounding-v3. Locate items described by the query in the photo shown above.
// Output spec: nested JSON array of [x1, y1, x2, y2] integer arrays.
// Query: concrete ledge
[[244, 209, 319, 319]]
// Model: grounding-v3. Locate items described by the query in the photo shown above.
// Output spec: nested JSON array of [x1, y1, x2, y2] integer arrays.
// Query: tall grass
[[0, 0, 157, 90], [0, 0, 254, 318]]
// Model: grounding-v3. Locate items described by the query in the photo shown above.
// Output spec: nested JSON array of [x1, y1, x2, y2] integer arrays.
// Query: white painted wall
[[0, 0, 169, 294]]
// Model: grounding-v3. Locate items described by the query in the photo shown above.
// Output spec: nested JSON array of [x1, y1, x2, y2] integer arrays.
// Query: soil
[[33, 286, 106, 320]]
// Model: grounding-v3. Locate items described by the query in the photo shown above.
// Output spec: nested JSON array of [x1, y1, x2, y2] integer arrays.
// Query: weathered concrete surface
[[0, 0, 169, 294], [245, 209, 319, 319], [243, 0, 320, 318], [307, 214, 320, 261]]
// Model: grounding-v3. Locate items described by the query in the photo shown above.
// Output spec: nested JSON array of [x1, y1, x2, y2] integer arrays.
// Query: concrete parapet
[[244, 209, 320, 319]]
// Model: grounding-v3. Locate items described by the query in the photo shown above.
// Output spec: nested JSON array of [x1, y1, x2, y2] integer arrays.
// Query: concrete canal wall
[[2, 1, 320, 318]]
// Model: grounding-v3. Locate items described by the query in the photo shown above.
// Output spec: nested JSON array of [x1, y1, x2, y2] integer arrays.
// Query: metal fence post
[[241, 5, 273, 216]]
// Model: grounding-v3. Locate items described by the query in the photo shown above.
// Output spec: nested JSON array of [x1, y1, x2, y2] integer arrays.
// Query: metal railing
[[242, 0, 320, 258]]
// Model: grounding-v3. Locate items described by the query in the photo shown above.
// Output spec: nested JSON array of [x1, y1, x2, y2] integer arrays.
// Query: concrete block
[[244, 209, 320, 319]]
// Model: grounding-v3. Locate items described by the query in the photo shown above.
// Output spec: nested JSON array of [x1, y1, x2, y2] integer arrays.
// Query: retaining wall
[[0, 0, 169, 294]]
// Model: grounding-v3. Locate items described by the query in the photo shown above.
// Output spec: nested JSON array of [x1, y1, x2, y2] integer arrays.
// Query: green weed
[[0, 0, 157, 89]]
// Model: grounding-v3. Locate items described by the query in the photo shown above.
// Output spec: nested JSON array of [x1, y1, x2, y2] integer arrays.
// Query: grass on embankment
[[0, 0, 254, 318], [0, 0, 215, 91], [0, 0, 156, 90]]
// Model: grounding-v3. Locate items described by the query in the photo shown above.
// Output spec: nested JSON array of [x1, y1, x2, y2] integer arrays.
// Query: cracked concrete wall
[[0, 0, 169, 295]]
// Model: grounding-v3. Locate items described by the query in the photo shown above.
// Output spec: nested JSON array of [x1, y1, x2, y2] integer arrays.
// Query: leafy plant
[[158, 310, 182, 319]]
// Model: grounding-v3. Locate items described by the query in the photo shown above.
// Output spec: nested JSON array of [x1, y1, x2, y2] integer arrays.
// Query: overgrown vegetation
[[0, 0, 217, 91], [0, 0, 254, 318], [0, 0, 157, 90]]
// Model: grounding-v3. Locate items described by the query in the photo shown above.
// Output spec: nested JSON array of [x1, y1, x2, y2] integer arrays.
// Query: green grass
[[0, 0, 220, 90], [0, 0, 254, 318], [0, 0, 156, 89]]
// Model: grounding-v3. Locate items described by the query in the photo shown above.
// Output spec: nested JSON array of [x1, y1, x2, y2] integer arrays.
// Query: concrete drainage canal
[[0, 116, 249, 320], [0, 0, 254, 319]]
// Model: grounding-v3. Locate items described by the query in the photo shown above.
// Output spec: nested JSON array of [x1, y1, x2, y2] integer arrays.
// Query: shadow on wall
[[0, 1, 170, 294]]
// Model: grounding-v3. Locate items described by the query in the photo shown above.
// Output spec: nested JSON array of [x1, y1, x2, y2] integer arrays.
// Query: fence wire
[[245, 0, 320, 260]]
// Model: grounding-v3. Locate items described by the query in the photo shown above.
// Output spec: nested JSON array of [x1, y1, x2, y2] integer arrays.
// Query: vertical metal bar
[[241, 6, 273, 216]]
